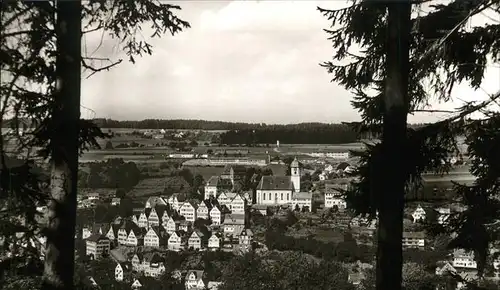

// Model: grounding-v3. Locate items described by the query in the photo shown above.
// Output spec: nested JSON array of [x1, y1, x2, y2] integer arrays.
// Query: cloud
[[79, 1, 499, 124]]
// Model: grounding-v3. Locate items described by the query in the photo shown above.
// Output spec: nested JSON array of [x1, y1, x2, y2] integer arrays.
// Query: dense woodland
[[219, 123, 359, 144]]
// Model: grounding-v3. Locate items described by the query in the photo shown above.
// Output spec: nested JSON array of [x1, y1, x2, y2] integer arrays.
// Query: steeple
[[290, 157, 300, 193]]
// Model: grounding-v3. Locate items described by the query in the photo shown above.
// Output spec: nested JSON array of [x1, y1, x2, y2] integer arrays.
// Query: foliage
[[361, 262, 441, 290], [264, 229, 374, 263], [318, 0, 500, 286], [219, 252, 356, 290], [220, 123, 358, 145], [78, 159, 141, 189], [1, 0, 190, 286]]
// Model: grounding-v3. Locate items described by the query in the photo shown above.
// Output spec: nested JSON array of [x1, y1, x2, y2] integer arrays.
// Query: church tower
[[290, 157, 300, 193]]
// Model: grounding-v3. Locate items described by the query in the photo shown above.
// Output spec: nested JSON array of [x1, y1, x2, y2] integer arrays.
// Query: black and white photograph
[[1, 0, 500, 289]]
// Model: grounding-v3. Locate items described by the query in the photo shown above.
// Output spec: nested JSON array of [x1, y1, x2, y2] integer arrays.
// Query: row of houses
[[86, 219, 254, 259], [115, 265, 221, 290]]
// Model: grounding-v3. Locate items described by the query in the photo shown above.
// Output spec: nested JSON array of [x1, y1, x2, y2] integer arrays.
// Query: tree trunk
[[42, 1, 81, 289], [376, 2, 411, 290]]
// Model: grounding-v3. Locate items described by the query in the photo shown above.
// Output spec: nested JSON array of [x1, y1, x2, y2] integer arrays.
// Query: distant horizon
[[90, 117, 431, 126]]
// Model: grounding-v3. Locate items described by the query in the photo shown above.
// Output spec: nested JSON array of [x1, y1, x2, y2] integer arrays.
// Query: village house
[[452, 249, 477, 269], [402, 231, 425, 248], [164, 216, 179, 234], [131, 278, 143, 289], [223, 213, 246, 238], [126, 228, 145, 247], [436, 207, 451, 225], [144, 226, 169, 248], [87, 192, 100, 200], [196, 200, 212, 220], [85, 234, 110, 260], [145, 196, 167, 208], [324, 180, 349, 209], [205, 176, 221, 200], [168, 193, 183, 211], [291, 192, 313, 211], [411, 204, 438, 223], [207, 281, 223, 290], [255, 158, 300, 206], [117, 221, 140, 245], [147, 205, 169, 227], [229, 194, 246, 214], [168, 230, 188, 251], [217, 192, 237, 209], [138, 209, 151, 228], [105, 224, 121, 242], [115, 262, 131, 282], [208, 233, 222, 251], [210, 205, 223, 225], [142, 252, 166, 278], [336, 162, 352, 174], [347, 273, 365, 286], [185, 270, 207, 290], [161, 207, 174, 226], [220, 164, 247, 186], [82, 227, 93, 240], [180, 201, 198, 222], [131, 252, 143, 272], [188, 230, 208, 250], [179, 219, 192, 232], [241, 191, 253, 204], [238, 228, 253, 252], [111, 197, 121, 206], [131, 214, 139, 226]]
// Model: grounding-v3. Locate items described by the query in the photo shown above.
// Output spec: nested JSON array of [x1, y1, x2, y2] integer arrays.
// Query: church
[[255, 158, 311, 210]]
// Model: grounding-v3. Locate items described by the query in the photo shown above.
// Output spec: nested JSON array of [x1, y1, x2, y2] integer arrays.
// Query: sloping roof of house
[[257, 176, 293, 191], [337, 162, 351, 171], [86, 233, 108, 243], [146, 196, 167, 208], [206, 176, 220, 187], [185, 270, 205, 281], [403, 231, 425, 239]]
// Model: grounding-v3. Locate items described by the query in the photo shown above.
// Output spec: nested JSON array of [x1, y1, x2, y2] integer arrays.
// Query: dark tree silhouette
[[318, 0, 500, 289]]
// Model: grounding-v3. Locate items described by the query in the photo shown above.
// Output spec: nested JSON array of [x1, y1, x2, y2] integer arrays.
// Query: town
[[63, 128, 500, 290]]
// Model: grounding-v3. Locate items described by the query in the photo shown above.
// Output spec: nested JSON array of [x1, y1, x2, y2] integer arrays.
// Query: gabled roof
[[181, 201, 198, 210], [290, 157, 299, 168], [206, 176, 220, 187], [146, 196, 167, 208], [337, 162, 351, 170], [120, 220, 140, 234], [142, 252, 163, 264], [86, 234, 108, 243], [185, 270, 205, 281], [197, 200, 211, 209], [257, 176, 293, 191]]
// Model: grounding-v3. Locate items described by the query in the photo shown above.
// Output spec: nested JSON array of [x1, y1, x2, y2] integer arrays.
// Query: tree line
[[219, 123, 358, 145]]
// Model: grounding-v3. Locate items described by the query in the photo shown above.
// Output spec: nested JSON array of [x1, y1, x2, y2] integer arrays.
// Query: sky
[[81, 0, 500, 124]]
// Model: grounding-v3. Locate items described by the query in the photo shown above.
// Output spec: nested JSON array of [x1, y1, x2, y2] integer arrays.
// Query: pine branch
[[81, 57, 123, 79], [416, 0, 497, 64]]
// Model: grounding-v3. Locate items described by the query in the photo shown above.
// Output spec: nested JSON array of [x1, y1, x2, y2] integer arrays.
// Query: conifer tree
[[319, 0, 500, 289], [1, 1, 189, 288]]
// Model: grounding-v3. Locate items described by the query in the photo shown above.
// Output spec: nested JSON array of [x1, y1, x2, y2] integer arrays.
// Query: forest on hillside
[[219, 124, 359, 144]]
